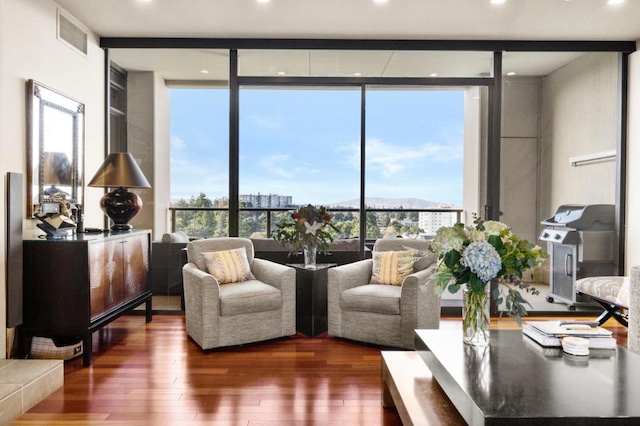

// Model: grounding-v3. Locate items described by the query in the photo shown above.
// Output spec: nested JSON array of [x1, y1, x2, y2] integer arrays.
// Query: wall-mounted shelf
[[569, 149, 616, 167]]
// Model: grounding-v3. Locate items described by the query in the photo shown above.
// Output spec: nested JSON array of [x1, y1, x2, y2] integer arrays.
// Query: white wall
[[0, 0, 6, 360], [463, 87, 483, 225], [539, 52, 618, 218], [154, 73, 170, 237], [627, 46, 640, 272], [1, 0, 106, 358]]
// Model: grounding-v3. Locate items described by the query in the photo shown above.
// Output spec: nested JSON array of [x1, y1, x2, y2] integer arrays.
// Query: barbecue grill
[[539, 204, 615, 310]]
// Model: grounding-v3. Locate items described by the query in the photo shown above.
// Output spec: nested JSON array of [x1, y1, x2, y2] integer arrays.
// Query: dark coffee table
[[415, 329, 640, 425]]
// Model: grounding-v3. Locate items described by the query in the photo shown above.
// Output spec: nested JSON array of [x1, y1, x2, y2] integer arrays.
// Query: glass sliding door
[[238, 87, 361, 238], [365, 87, 465, 239]]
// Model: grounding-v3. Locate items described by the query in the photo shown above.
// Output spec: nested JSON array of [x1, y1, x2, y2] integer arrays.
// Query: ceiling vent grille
[[57, 10, 87, 56]]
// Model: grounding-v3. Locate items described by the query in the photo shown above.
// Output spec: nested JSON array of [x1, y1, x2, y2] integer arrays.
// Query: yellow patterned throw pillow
[[370, 250, 416, 286], [202, 247, 256, 284]]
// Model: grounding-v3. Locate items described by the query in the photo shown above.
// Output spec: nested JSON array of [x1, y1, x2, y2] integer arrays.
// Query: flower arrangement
[[273, 204, 338, 254], [429, 216, 547, 344]]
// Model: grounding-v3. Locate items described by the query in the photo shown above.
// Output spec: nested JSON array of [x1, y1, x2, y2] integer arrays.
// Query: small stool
[[575, 276, 629, 327]]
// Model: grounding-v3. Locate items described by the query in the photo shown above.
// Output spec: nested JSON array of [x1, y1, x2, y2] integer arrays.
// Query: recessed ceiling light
[[353, 72, 362, 76], [490, 0, 506, 4], [200, 69, 210, 74], [257, 0, 270, 3], [277, 71, 286, 76], [374, 0, 389, 3], [429, 73, 438, 77], [607, 0, 624, 5], [506, 71, 516, 76]]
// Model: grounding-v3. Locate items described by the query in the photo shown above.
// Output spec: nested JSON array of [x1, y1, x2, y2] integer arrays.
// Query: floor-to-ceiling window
[[238, 87, 361, 238], [169, 87, 230, 238], [107, 41, 631, 314]]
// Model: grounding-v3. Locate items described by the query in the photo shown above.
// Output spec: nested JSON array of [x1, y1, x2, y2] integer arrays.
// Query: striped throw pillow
[[370, 250, 416, 286], [202, 247, 256, 284]]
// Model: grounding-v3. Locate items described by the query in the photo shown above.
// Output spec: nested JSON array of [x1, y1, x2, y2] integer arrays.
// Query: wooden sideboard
[[23, 229, 152, 366]]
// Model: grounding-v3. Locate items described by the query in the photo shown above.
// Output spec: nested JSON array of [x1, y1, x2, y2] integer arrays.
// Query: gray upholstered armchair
[[182, 237, 296, 350], [327, 239, 440, 349]]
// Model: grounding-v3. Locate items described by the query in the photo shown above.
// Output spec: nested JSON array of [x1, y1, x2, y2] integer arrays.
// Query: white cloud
[[337, 135, 462, 176], [250, 115, 280, 130], [258, 153, 322, 179], [365, 138, 462, 177], [259, 154, 295, 178], [170, 134, 186, 150]]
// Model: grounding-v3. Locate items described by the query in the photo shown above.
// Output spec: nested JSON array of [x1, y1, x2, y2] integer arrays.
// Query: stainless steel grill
[[539, 204, 615, 310]]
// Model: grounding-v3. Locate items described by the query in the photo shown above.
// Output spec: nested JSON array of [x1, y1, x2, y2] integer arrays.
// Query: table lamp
[[88, 152, 151, 231]]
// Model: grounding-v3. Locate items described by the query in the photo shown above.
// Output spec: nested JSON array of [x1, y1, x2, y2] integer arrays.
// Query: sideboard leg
[[82, 333, 92, 367]]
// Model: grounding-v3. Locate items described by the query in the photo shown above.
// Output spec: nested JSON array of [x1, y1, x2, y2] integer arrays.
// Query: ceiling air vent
[[57, 10, 88, 56]]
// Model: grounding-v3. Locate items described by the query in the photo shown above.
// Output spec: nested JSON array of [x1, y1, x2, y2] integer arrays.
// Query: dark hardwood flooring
[[12, 314, 628, 425]]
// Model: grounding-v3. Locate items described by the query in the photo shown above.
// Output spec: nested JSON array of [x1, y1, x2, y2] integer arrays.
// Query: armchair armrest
[[327, 259, 373, 338], [182, 262, 222, 348], [399, 263, 440, 347], [251, 258, 296, 291], [327, 259, 373, 293]]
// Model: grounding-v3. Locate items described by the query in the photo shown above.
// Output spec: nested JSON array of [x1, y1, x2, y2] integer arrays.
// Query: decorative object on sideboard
[[35, 212, 76, 239], [88, 152, 151, 232], [26, 79, 84, 218]]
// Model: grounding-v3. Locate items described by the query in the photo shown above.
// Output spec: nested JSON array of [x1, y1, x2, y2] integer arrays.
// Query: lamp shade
[[88, 152, 151, 232], [88, 152, 151, 189]]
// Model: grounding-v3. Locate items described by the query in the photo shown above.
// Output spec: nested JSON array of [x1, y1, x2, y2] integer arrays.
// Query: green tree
[[366, 212, 382, 239], [173, 192, 224, 238]]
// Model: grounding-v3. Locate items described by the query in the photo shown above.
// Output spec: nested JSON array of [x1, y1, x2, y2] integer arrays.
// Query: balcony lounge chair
[[575, 276, 629, 327], [182, 237, 296, 350], [327, 238, 440, 349]]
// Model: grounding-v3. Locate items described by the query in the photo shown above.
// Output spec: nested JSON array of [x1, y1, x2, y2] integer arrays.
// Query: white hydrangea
[[465, 229, 486, 242], [431, 226, 465, 254], [461, 240, 502, 283], [483, 220, 510, 236]]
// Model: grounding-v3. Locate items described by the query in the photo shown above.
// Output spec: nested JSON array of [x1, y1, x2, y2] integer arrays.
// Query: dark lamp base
[[100, 187, 142, 231]]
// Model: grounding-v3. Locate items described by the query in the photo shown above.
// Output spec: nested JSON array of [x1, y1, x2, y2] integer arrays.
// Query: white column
[[629, 266, 640, 354]]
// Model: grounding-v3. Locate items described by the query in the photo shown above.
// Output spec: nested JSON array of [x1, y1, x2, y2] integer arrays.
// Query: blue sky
[[170, 87, 464, 207]]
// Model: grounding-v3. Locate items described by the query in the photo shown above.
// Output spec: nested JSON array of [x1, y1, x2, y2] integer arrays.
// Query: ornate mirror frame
[[26, 80, 84, 218]]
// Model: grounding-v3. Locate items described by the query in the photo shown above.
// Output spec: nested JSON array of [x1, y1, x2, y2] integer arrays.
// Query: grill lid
[[540, 204, 615, 231]]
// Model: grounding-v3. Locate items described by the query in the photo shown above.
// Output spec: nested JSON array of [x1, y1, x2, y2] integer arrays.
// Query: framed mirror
[[26, 80, 84, 218]]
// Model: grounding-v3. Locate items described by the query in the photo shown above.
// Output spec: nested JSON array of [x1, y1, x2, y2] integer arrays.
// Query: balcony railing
[[168, 206, 464, 240]]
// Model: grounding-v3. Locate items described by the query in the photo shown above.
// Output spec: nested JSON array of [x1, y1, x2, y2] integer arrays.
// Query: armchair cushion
[[341, 284, 401, 315], [370, 250, 415, 285], [202, 247, 255, 284], [219, 280, 282, 316]]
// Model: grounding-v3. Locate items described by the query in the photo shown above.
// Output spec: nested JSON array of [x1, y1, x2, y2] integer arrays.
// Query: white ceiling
[[54, 0, 640, 80]]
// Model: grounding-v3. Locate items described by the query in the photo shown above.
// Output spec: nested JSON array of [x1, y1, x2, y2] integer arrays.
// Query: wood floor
[[12, 314, 629, 425]]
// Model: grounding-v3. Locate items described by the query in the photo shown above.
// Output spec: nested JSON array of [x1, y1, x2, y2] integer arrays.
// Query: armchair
[[327, 239, 440, 349], [182, 237, 296, 350]]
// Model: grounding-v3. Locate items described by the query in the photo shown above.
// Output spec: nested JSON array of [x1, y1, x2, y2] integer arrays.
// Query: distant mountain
[[328, 197, 444, 209]]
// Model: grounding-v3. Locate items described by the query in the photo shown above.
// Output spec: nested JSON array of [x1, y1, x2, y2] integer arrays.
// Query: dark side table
[[288, 263, 336, 337]]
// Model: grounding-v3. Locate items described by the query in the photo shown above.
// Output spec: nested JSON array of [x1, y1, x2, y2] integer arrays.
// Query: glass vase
[[462, 285, 491, 346], [303, 246, 317, 269]]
